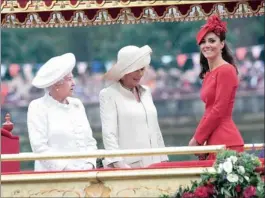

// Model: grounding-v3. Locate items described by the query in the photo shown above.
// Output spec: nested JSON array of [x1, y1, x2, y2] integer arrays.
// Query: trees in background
[[1, 16, 264, 65]]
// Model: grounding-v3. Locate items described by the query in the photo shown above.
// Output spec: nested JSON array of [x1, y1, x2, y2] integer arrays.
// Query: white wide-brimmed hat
[[32, 53, 76, 89], [104, 45, 152, 81]]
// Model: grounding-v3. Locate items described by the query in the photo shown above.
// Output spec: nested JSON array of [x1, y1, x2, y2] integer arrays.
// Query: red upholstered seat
[[1, 158, 263, 176], [1, 128, 20, 173], [148, 160, 215, 168]]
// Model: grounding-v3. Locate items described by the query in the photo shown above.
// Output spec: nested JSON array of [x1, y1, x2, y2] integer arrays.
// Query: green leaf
[[221, 187, 224, 195], [223, 189, 232, 197]]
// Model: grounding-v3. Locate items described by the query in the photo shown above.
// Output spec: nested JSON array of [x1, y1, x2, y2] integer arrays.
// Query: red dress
[[194, 64, 244, 158]]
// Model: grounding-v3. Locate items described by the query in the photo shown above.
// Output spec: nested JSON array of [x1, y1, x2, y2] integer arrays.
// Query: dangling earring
[[56, 88, 59, 92]]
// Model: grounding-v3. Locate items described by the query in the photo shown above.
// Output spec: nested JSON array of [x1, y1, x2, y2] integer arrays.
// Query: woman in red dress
[[188, 15, 244, 159]]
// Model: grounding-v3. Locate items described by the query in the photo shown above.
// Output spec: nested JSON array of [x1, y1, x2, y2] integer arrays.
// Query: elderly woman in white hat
[[99, 45, 168, 169], [27, 53, 98, 171]]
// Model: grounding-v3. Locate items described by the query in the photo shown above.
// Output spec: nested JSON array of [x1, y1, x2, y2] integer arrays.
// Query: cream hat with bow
[[32, 53, 76, 88], [104, 45, 152, 81]]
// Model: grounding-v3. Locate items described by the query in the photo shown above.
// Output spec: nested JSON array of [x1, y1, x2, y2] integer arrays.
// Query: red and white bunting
[[176, 54, 188, 67], [251, 45, 263, 59]]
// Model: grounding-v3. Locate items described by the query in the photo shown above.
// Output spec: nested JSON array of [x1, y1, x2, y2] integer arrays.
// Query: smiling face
[[54, 72, 75, 98], [121, 67, 145, 88], [199, 32, 224, 60]]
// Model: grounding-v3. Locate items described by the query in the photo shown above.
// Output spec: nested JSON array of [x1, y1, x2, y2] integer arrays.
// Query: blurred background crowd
[[2, 16, 264, 107], [1, 44, 264, 106]]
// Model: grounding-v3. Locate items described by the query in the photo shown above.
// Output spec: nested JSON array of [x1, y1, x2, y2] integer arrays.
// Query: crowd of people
[[1, 49, 264, 106]]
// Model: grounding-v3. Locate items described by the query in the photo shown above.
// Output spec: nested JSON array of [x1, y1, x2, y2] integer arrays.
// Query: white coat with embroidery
[[27, 93, 97, 171], [99, 82, 168, 167]]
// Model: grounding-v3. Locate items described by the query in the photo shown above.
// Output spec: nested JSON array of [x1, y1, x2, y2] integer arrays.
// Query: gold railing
[[1, 144, 264, 182], [244, 143, 264, 151], [2, 144, 264, 162], [2, 145, 226, 161], [1, 167, 216, 182]]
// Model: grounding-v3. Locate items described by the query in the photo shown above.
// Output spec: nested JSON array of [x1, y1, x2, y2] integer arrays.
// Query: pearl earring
[[56, 89, 59, 91]]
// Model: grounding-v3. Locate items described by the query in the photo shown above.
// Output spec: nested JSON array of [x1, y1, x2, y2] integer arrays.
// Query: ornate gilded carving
[[84, 182, 111, 197], [0, 0, 257, 14], [1, 1, 264, 28]]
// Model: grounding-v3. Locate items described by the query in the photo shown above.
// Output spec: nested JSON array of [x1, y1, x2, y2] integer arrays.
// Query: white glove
[[64, 160, 94, 170], [113, 161, 131, 168]]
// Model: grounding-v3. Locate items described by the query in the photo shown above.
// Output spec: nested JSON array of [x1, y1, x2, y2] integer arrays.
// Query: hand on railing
[[197, 154, 209, 160], [188, 137, 200, 147], [64, 160, 94, 170], [188, 137, 207, 160]]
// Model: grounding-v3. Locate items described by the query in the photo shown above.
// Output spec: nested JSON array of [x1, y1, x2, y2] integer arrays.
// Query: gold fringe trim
[[1, 1, 264, 28], [1, 0, 243, 14]]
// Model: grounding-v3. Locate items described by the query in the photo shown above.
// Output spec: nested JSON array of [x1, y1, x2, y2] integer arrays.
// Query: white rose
[[217, 163, 223, 173], [223, 161, 233, 174], [244, 176, 249, 181], [227, 173, 239, 183], [229, 156, 238, 164], [238, 166, 245, 174]]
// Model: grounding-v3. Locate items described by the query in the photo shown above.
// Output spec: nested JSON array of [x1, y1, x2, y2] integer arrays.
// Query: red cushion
[[2, 160, 216, 175], [2, 166, 165, 175], [2, 159, 264, 175], [1, 130, 20, 173], [148, 160, 215, 168]]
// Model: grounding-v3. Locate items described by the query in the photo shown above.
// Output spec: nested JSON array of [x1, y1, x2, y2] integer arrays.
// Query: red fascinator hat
[[196, 15, 227, 45]]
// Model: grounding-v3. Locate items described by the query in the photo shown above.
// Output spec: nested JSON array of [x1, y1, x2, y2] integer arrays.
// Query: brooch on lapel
[[73, 102, 80, 108], [74, 104, 79, 108]]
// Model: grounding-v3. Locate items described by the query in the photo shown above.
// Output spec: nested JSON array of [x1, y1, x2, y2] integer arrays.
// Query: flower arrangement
[[160, 150, 264, 198]]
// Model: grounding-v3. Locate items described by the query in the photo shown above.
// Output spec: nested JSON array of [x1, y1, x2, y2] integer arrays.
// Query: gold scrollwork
[[1, 1, 264, 29]]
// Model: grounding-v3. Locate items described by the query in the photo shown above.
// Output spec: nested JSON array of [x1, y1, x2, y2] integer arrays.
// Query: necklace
[[120, 82, 141, 102]]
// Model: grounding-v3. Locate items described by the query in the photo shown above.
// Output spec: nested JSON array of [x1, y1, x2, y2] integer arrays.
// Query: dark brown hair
[[199, 32, 238, 80]]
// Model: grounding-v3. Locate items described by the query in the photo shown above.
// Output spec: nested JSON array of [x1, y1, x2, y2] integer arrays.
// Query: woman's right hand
[[197, 153, 209, 160]]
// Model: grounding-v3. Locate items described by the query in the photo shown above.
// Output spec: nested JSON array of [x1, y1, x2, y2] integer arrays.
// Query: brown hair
[[199, 32, 238, 80]]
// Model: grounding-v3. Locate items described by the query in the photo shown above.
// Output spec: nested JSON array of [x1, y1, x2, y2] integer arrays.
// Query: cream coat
[[27, 93, 98, 171], [99, 82, 168, 167]]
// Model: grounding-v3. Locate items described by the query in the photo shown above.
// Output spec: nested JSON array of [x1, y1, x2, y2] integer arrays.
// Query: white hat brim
[[104, 45, 152, 81], [32, 53, 76, 89]]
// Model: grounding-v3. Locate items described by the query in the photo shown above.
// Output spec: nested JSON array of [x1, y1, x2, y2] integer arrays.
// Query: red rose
[[194, 186, 209, 198], [182, 192, 194, 198], [235, 185, 241, 193], [243, 186, 256, 198], [205, 183, 215, 195]]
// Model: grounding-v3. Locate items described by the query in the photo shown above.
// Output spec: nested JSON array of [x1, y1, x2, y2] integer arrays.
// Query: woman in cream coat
[[27, 53, 97, 171], [99, 45, 168, 168]]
